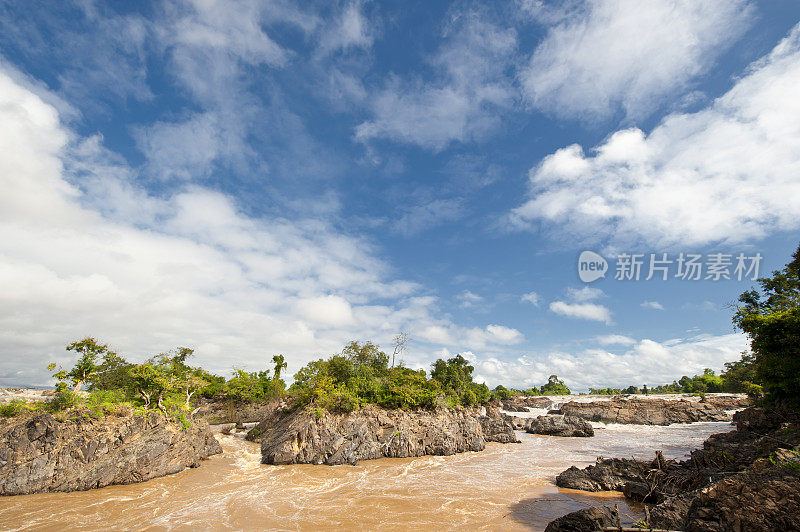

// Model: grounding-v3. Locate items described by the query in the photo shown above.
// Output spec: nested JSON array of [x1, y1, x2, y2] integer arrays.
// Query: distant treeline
[[587, 357, 760, 396]]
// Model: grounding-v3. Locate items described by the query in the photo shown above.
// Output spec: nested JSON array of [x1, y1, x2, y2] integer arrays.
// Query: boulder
[[555, 457, 651, 491], [0, 412, 221, 495], [560, 398, 730, 425], [544, 506, 617, 532], [258, 405, 516, 465], [525, 415, 594, 437], [478, 416, 519, 443]]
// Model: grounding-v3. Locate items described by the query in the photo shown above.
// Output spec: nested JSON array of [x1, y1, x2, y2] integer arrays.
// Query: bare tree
[[391, 332, 409, 368]]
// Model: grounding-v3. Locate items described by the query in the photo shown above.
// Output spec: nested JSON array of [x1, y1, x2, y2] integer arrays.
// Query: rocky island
[[0, 411, 221, 495]]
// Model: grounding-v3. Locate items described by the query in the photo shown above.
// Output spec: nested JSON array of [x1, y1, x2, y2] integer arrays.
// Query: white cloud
[[519, 0, 753, 120], [457, 290, 483, 308], [549, 301, 612, 324], [295, 295, 356, 327], [566, 286, 604, 302], [595, 334, 636, 346], [511, 23, 800, 248], [317, 2, 373, 55], [520, 291, 541, 306], [641, 300, 665, 310], [356, 11, 516, 150], [474, 333, 747, 391]]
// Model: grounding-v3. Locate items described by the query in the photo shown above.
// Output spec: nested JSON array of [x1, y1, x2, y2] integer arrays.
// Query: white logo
[[578, 251, 608, 283]]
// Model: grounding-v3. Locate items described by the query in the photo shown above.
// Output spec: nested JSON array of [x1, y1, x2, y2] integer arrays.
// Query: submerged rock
[[257, 405, 517, 465], [0, 412, 221, 495], [560, 398, 730, 425]]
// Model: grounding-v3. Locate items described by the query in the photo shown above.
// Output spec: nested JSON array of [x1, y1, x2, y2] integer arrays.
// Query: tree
[[131, 364, 170, 411], [721, 351, 761, 396], [391, 332, 409, 368], [89, 351, 134, 391], [272, 354, 287, 381], [65, 337, 110, 392], [734, 244, 800, 406], [540, 375, 570, 395]]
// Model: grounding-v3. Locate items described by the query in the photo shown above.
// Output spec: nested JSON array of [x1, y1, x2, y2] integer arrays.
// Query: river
[[0, 420, 733, 531]]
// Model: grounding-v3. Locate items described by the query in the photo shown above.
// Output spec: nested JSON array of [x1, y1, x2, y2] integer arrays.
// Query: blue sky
[[1, 0, 799, 391]]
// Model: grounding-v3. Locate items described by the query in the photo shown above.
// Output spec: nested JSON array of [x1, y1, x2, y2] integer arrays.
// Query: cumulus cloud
[[474, 333, 747, 391], [549, 301, 612, 324], [519, 0, 753, 120], [641, 300, 665, 310], [0, 67, 527, 386], [510, 23, 800, 248]]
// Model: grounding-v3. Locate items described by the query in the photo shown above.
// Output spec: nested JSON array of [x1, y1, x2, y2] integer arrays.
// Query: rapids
[[0, 420, 733, 531]]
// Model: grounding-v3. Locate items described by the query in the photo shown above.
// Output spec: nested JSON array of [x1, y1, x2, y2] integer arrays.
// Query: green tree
[[89, 350, 134, 392], [721, 351, 762, 396], [131, 364, 171, 411], [734, 244, 800, 406], [272, 354, 287, 381], [65, 337, 110, 392], [540, 375, 570, 395]]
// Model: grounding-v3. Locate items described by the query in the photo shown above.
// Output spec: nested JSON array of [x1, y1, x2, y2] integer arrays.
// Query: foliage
[[290, 342, 488, 412], [540, 375, 571, 395], [734, 244, 800, 407], [64, 337, 110, 392]]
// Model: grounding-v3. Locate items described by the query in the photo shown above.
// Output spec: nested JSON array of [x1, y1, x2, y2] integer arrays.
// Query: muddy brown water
[[0, 421, 733, 531]]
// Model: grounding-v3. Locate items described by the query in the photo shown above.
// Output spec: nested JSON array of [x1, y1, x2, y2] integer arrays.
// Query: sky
[[1, 0, 799, 391]]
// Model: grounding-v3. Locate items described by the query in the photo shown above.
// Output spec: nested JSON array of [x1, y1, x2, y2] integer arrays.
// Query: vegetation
[[289, 342, 490, 412], [6, 338, 288, 422], [734, 244, 800, 408]]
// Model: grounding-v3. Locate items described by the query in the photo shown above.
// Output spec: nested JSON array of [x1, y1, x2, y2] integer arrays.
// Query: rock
[[525, 415, 594, 437], [195, 397, 289, 425], [258, 405, 516, 465], [0, 412, 221, 495], [555, 457, 651, 491], [478, 416, 519, 443], [522, 396, 552, 409], [500, 400, 529, 412], [560, 398, 730, 425], [700, 394, 750, 410], [684, 472, 800, 531], [544, 506, 616, 532]]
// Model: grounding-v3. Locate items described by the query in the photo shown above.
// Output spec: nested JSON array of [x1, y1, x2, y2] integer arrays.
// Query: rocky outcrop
[[560, 398, 730, 425], [0, 412, 221, 495], [700, 394, 751, 410], [499, 396, 552, 412], [548, 407, 800, 531], [195, 398, 290, 425], [556, 457, 651, 491], [477, 415, 519, 443], [256, 405, 517, 465], [504, 414, 594, 437], [527, 415, 594, 437]]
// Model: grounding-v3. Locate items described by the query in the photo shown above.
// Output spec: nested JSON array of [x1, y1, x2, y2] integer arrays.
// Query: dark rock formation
[[195, 398, 289, 425], [500, 400, 529, 412], [560, 398, 730, 425], [503, 414, 594, 437], [556, 457, 651, 491], [548, 407, 800, 531], [0, 412, 221, 495], [526, 415, 594, 437], [257, 405, 517, 465], [543, 506, 616, 532], [477, 415, 520, 443]]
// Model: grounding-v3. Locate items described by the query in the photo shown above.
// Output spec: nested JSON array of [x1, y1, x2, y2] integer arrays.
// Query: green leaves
[[733, 244, 800, 407]]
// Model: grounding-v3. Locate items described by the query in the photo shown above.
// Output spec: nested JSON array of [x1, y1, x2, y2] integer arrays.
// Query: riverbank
[[0, 418, 733, 530]]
